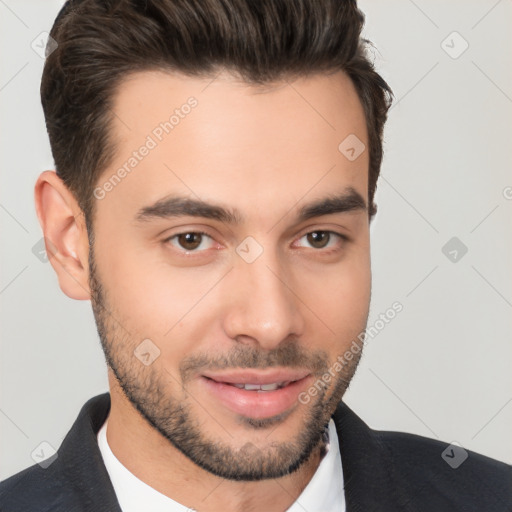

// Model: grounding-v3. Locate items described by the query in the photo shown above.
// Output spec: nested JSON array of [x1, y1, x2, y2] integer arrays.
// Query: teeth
[[231, 382, 287, 391], [260, 383, 279, 391], [244, 383, 263, 390]]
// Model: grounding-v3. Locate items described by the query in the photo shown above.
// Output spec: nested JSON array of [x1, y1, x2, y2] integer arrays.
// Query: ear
[[34, 170, 91, 300], [369, 202, 377, 224]]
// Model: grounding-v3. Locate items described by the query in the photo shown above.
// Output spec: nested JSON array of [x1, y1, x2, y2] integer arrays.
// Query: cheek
[[339, 247, 371, 324], [299, 246, 371, 347], [95, 216, 371, 358], [99, 245, 225, 351]]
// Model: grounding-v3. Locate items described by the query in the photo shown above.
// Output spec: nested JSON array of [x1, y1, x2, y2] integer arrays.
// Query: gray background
[[1, 0, 511, 479]]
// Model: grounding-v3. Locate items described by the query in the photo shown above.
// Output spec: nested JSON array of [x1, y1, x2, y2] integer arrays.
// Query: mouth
[[229, 382, 291, 391], [199, 369, 312, 419]]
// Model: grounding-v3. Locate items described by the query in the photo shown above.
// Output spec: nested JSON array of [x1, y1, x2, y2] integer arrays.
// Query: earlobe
[[34, 170, 91, 300]]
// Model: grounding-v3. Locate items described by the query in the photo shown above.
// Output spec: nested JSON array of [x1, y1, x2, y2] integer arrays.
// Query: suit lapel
[[55, 392, 122, 511], [332, 401, 411, 512]]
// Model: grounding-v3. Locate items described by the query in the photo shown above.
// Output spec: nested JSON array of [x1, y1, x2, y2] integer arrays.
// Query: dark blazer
[[1, 392, 511, 511]]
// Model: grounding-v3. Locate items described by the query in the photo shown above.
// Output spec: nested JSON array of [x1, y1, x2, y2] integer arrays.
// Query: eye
[[164, 229, 347, 254], [295, 230, 347, 250], [165, 231, 215, 252]]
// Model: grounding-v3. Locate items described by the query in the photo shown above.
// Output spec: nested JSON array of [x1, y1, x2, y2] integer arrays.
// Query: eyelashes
[[164, 230, 348, 255], [165, 231, 216, 252]]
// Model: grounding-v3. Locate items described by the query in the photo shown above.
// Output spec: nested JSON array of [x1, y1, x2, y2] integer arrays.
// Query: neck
[[106, 376, 326, 512]]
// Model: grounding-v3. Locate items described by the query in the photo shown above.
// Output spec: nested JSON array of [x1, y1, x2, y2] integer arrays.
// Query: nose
[[222, 250, 306, 351]]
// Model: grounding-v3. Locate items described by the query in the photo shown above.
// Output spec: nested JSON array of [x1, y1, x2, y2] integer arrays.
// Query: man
[[0, 0, 510, 510]]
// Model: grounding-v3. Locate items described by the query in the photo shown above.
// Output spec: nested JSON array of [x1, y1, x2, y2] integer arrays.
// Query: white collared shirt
[[97, 418, 346, 512]]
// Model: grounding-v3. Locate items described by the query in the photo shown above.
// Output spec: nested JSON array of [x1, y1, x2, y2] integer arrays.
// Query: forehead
[[96, 69, 369, 226]]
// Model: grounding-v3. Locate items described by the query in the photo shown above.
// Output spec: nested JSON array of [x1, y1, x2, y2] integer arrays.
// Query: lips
[[202, 369, 310, 386], [200, 369, 312, 419]]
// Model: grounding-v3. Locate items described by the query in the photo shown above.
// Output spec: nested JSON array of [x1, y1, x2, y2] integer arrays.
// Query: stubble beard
[[88, 245, 364, 481]]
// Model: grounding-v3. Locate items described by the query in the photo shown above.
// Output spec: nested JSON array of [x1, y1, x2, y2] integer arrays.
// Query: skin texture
[[35, 69, 372, 512]]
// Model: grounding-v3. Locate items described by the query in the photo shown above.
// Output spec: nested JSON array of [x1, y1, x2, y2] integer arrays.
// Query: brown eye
[[166, 232, 214, 252], [295, 230, 347, 251], [306, 231, 331, 249], [177, 233, 203, 250]]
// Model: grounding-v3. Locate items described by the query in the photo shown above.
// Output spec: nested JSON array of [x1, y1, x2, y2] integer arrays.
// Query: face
[[88, 69, 371, 480]]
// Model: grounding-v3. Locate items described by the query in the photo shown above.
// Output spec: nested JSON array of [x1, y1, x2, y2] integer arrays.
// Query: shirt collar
[[97, 418, 345, 512]]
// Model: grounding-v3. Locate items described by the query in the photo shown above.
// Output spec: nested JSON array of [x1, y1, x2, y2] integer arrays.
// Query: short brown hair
[[41, 0, 393, 233]]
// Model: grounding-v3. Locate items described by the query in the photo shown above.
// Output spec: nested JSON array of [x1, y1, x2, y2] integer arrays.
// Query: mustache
[[179, 342, 329, 383]]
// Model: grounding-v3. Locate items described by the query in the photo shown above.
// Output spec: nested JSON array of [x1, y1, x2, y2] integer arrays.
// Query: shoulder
[[0, 393, 115, 512], [0, 461, 76, 512], [377, 429, 512, 508], [333, 401, 512, 510]]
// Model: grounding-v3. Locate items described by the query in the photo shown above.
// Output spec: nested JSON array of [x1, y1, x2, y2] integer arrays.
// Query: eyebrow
[[134, 187, 367, 225]]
